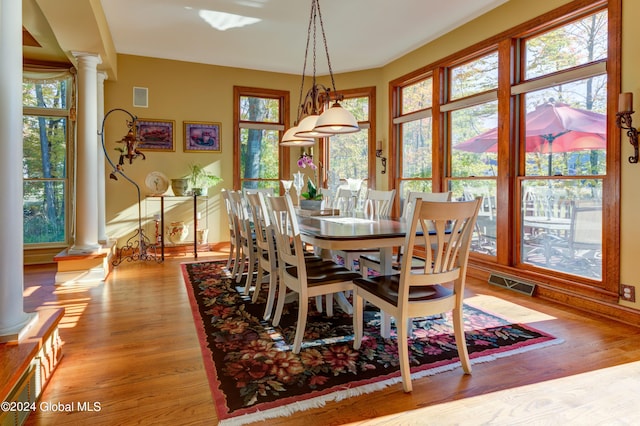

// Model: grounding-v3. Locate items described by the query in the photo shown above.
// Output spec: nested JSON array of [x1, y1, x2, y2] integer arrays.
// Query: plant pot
[[171, 178, 189, 196], [300, 199, 323, 211], [192, 187, 205, 196]]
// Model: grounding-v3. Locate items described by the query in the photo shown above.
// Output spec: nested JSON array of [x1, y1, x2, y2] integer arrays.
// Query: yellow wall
[[103, 0, 640, 309]]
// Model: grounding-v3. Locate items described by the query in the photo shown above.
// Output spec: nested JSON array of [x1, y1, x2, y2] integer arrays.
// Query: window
[[391, 2, 616, 294], [234, 87, 289, 192], [447, 52, 499, 257], [23, 74, 72, 245], [325, 87, 375, 187], [516, 10, 608, 280], [394, 76, 434, 201]]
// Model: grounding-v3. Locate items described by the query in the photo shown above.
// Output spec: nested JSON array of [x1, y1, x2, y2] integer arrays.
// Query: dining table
[[296, 211, 411, 336]]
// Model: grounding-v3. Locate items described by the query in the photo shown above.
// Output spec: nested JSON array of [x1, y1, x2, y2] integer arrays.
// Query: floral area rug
[[181, 260, 562, 426]]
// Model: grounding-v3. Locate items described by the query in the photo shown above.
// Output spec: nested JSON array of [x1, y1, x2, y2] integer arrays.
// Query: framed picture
[[184, 121, 222, 153], [136, 119, 175, 151]]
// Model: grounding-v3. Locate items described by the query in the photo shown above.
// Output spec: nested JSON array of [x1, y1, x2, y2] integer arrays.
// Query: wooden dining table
[[297, 213, 409, 275]]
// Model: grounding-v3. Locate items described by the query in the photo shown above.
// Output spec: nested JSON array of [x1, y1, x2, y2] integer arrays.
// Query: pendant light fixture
[[281, 0, 360, 146]]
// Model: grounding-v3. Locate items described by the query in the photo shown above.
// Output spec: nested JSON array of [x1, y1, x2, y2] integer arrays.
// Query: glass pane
[[339, 96, 369, 121], [525, 11, 608, 80], [328, 131, 368, 180], [241, 180, 279, 193], [240, 128, 279, 180], [523, 78, 607, 177], [24, 180, 66, 244], [239, 96, 280, 122], [450, 101, 498, 177], [23, 116, 68, 179], [449, 179, 497, 256], [401, 117, 433, 178], [23, 80, 68, 109], [450, 52, 498, 100], [521, 179, 602, 279], [401, 78, 432, 114]]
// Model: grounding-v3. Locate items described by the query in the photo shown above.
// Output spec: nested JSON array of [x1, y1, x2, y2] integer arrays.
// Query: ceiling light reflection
[[199, 10, 261, 31]]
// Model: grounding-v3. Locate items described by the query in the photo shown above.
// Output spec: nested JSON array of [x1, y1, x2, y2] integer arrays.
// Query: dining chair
[[333, 188, 396, 271], [245, 192, 278, 312], [267, 194, 361, 354], [352, 197, 481, 392], [229, 190, 258, 294], [359, 191, 452, 274], [221, 189, 241, 279]]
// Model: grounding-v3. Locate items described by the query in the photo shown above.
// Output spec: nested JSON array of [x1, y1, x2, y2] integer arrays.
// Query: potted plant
[[187, 163, 223, 196]]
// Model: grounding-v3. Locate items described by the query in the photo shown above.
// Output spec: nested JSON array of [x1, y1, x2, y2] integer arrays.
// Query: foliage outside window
[[23, 76, 71, 245], [327, 94, 371, 183], [236, 89, 286, 193]]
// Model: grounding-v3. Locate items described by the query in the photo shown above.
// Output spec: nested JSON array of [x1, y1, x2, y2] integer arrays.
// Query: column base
[[0, 312, 39, 343], [54, 240, 117, 285]]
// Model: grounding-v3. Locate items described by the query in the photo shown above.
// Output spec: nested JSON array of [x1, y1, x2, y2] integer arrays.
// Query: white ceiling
[[99, 0, 509, 75]]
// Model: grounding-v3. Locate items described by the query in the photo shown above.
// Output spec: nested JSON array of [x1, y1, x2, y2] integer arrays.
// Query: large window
[[391, 2, 616, 295], [234, 87, 289, 193], [23, 74, 72, 245], [516, 10, 607, 280]]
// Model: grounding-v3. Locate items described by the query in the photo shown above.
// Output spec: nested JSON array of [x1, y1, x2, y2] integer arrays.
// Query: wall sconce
[[617, 92, 639, 163], [376, 140, 387, 174]]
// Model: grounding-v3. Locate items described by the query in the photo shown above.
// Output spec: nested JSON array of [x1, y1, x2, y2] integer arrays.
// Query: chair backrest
[[243, 187, 274, 197], [246, 192, 272, 255], [221, 189, 239, 240], [569, 203, 602, 250], [267, 195, 306, 292], [364, 189, 396, 217], [229, 190, 252, 245], [402, 191, 452, 219], [397, 198, 481, 309]]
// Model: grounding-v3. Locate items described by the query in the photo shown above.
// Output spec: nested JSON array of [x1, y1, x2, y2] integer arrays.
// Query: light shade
[[280, 126, 315, 146], [313, 102, 360, 134], [294, 114, 327, 138]]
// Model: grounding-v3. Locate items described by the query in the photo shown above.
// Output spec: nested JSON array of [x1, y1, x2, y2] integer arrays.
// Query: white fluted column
[[97, 71, 108, 243], [0, 0, 37, 341], [70, 52, 102, 254]]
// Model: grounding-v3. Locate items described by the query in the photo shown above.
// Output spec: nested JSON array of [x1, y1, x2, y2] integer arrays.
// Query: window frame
[[233, 86, 290, 190], [389, 0, 619, 301], [22, 75, 73, 248]]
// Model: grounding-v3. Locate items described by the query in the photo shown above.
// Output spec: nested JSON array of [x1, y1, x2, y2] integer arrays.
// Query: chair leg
[[272, 283, 288, 327], [234, 246, 244, 283], [352, 292, 364, 349], [397, 319, 413, 393], [315, 295, 324, 313], [452, 306, 472, 374], [252, 262, 264, 303], [226, 242, 234, 270], [243, 252, 256, 295], [326, 294, 334, 317], [292, 294, 308, 354], [262, 270, 278, 320]]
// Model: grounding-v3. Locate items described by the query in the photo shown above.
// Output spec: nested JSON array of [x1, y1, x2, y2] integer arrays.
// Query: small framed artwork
[[184, 121, 222, 153], [136, 118, 175, 151]]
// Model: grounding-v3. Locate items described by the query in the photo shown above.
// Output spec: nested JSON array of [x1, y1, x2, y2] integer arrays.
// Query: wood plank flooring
[[21, 252, 640, 425]]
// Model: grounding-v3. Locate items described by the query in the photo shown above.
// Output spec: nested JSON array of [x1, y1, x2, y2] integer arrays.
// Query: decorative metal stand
[[100, 108, 161, 265]]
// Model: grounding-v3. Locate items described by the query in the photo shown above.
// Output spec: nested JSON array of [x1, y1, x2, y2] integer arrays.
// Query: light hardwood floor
[[22, 251, 640, 425]]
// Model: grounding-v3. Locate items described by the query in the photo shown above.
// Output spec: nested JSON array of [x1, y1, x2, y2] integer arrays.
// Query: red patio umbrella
[[454, 101, 606, 174]]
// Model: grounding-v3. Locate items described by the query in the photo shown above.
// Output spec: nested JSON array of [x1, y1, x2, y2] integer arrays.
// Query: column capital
[[71, 51, 102, 65]]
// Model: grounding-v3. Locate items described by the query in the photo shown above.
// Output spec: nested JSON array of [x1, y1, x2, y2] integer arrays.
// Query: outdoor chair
[[268, 195, 360, 354], [352, 197, 481, 392]]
